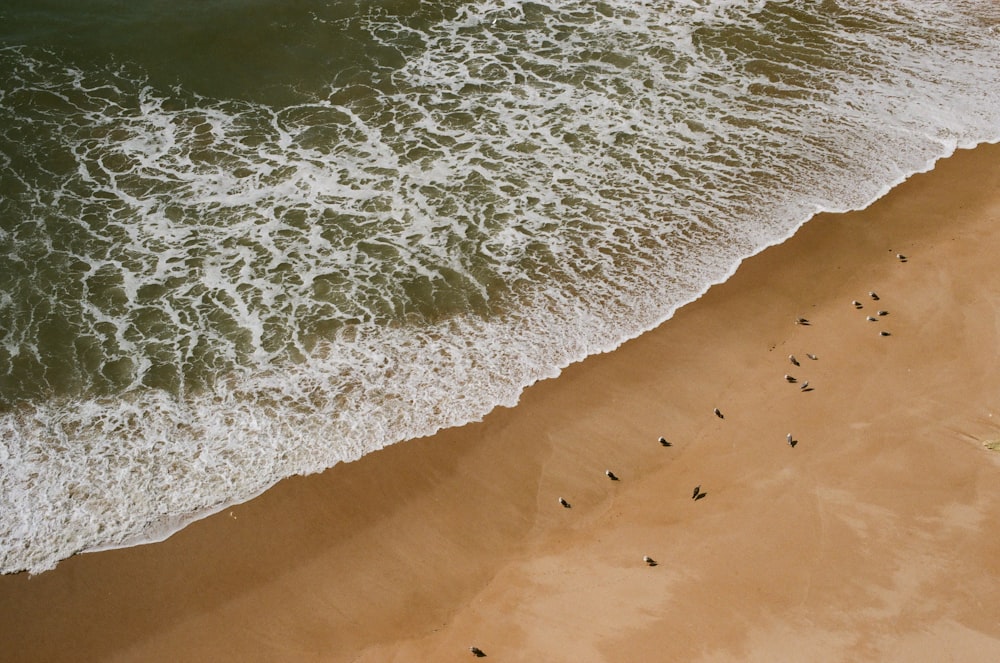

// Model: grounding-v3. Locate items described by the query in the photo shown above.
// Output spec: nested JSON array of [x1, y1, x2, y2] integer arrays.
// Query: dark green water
[[0, 0, 450, 103]]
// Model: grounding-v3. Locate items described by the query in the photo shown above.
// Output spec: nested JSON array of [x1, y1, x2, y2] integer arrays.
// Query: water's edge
[[80, 137, 996, 565]]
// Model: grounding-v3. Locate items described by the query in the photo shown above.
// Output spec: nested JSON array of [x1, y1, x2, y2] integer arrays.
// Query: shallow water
[[1, 0, 999, 573]]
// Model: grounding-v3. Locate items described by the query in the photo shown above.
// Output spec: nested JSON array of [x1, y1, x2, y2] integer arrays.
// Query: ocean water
[[1, 0, 998, 574]]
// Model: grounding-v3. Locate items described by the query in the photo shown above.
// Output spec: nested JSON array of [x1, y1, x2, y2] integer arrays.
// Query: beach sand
[[2, 143, 1000, 662]]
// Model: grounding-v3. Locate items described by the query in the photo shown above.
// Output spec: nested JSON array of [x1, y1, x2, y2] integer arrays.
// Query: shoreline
[[2, 142, 1000, 661], [15, 138, 964, 575], [74, 142, 972, 567]]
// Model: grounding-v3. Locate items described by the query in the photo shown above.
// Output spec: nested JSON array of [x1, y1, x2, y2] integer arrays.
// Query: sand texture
[[2, 143, 1000, 662]]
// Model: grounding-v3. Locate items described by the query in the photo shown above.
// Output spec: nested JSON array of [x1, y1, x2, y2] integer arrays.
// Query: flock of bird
[[468, 251, 906, 657]]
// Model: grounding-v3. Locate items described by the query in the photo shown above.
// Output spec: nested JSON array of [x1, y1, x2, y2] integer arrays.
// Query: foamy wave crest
[[2, 0, 1000, 573]]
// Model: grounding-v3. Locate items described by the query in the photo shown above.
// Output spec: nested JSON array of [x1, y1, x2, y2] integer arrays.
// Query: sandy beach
[[2, 142, 1000, 662]]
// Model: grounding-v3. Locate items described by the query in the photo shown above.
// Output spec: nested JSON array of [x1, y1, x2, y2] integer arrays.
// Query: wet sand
[[2, 143, 1000, 662]]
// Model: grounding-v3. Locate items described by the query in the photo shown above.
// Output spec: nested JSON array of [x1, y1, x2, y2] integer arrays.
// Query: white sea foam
[[2, 0, 1000, 573]]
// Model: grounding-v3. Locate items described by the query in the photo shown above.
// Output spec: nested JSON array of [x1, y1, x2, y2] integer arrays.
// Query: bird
[[852, 300, 863, 309], [785, 374, 797, 383], [643, 555, 657, 566], [869, 291, 880, 300], [692, 485, 701, 499], [606, 470, 619, 481], [658, 436, 672, 447], [800, 381, 810, 391], [897, 253, 907, 262], [789, 354, 799, 366], [806, 353, 818, 360], [558, 497, 571, 508], [714, 408, 724, 419], [795, 317, 810, 325], [470, 646, 486, 657], [877, 310, 888, 316], [867, 315, 878, 322], [787, 433, 796, 448], [880, 330, 891, 337]]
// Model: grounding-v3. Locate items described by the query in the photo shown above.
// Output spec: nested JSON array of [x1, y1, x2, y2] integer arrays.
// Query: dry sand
[[2, 143, 1000, 662]]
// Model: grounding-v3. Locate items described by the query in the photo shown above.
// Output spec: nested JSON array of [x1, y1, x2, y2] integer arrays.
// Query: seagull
[[787, 433, 795, 447], [643, 555, 657, 566], [869, 291, 880, 301], [880, 330, 891, 337], [785, 374, 797, 383], [470, 646, 486, 657], [692, 485, 701, 499], [800, 381, 810, 391], [867, 316, 878, 322], [789, 354, 799, 366], [659, 436, 672, 447], [558, 497, 571, 508], [606, 470, 619, 481], [714, 408, 724, 419], [877, 310, 888, 316], [806, 353, 818, 360], [795, 317, 810, 325], [897, 253, 907, 262], [852, 300, 863, 309]]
